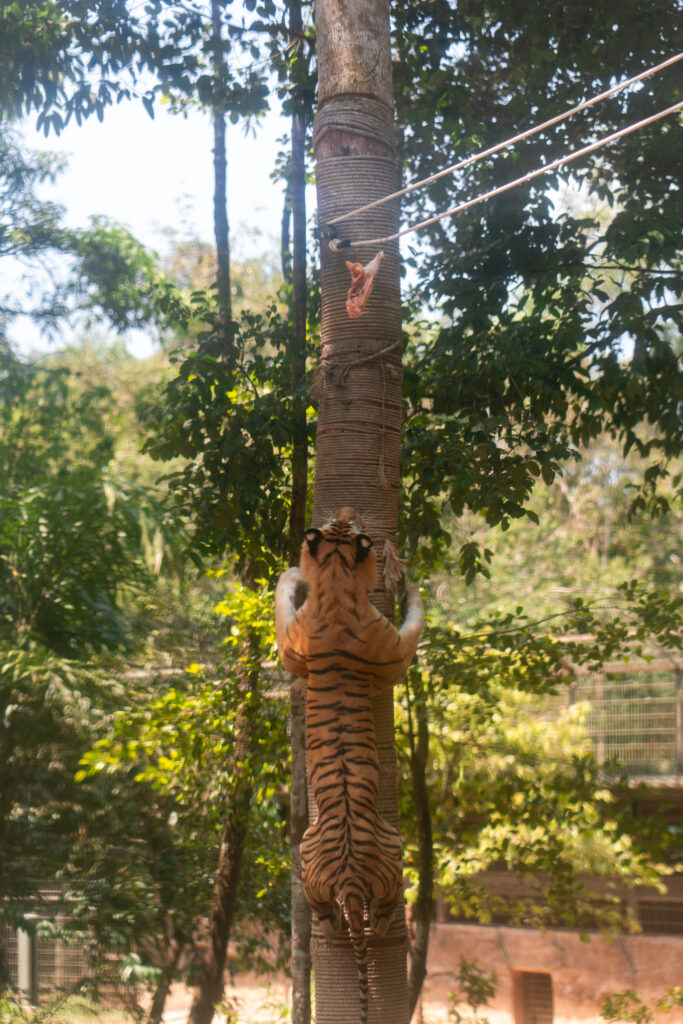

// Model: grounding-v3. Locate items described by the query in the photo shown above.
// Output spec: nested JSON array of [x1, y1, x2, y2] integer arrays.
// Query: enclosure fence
[[1, 879, 92, 1003], [566, 660, 682, 777]]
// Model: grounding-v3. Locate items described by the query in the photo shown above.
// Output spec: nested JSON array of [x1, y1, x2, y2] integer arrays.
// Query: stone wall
[[418, 923, 683, 1024]]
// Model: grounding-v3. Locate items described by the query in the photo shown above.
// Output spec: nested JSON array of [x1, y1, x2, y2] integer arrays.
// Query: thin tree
[[309, 1, 410, 1020], [285, 2, 312, 1022], [210, 0, 231, 338], [186, 5, 250, 1021]]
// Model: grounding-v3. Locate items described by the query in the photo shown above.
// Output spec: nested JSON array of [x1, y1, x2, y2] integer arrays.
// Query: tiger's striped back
[[275, 508, 424, 1024]]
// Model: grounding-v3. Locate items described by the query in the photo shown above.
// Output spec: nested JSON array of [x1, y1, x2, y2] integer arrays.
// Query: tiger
[[275, 506, 424, 1024]]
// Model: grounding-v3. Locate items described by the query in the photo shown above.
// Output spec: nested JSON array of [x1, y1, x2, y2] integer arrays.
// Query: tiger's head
[[300, 506, 377, 592]]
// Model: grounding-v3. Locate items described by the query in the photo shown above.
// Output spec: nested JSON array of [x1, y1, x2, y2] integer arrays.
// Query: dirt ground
[[161, 974, 291, 1023], [158, 973, 494, 1024], [153, 919, 683, 1024]]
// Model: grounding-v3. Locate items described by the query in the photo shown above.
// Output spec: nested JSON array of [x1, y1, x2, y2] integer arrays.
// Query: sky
[[12, 94, 286, 356], [22, 98, 285, 253]]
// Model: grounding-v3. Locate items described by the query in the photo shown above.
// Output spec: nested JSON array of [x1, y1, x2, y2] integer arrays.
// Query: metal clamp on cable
[[316, 221, 351, 251], [316, 221, 340, 245]]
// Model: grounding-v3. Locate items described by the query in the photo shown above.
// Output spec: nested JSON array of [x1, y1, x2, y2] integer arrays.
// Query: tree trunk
[[186, 788, 252, 1024], [211, 0, 231, 337], [311, 2, 409, 1021], [213, 109, 231, 331], [188, 11, 253, 999], [406, 686, 433, 1020], [289, 681, 311, 1024], [287, 0, 309, 566], [187, 664, 256, 1024], [146, 931, 186, 1024], [286, 4, 312, 1023], [281, 179, 292, 284]]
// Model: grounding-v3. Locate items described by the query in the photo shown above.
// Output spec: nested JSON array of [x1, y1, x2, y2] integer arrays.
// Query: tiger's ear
[[355, 534, 374, 563], [305, 528, 322, 557]]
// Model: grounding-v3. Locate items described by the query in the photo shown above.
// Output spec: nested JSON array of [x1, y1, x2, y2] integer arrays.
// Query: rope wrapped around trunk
[[314, 95, 397, 152], [309, 94, 410, 1024]]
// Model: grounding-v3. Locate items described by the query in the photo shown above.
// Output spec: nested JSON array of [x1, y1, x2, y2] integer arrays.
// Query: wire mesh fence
[[1, 914, 92, 999], [36, 927, 91, 996], [1, 924, 19, 987], [637, 898, 683, 935], [565, 661, 682, 777]]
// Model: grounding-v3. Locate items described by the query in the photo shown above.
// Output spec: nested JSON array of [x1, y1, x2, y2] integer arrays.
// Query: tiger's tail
[[342, 890, 370, 1024]]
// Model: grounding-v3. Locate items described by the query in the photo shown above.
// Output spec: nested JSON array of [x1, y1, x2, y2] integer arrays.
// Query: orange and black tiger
[[275, 507, 424, 1024]]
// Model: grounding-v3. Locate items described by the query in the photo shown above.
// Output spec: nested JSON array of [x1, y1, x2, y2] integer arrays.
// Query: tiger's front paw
[[402, 583, 424, 625], [277, 567, 307, 608]]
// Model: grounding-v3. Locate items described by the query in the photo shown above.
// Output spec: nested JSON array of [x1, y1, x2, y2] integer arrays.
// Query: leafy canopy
[[395, 0, 682, 564]]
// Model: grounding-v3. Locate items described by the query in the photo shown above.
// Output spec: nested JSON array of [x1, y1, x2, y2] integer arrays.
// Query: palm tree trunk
[[311, 2, 409, 1021]]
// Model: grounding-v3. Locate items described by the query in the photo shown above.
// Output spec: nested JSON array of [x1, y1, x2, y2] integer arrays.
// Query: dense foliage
[[0, 354, 148, 652], [394, 0, 682, 565], [139, 295, 310, 571], [72, 584, 290, 999], [399, 600, 680, 934], [0, 349, 151, 984], [0, 0, 273, 131]]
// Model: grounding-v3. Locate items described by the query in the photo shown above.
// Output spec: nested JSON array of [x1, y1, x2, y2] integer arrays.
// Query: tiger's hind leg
[[368, 891, 400, 937], [364, 819, 403, 936], [300, 821, 343, 936], [310, 897, 343, 938]]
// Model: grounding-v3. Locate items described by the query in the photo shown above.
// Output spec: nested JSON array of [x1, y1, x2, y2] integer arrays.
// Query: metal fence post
[[17, 926, 37, 1004], [676, 667, 682, 774]]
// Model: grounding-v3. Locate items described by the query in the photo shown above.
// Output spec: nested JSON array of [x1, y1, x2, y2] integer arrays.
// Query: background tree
[[0, 347, 161, 986], [273, 1, 315, 1020], [429, 432, 682, 627], [0, 327, 296, 1019], [76, 585, 291, 1024]]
